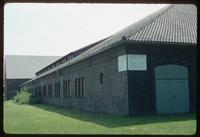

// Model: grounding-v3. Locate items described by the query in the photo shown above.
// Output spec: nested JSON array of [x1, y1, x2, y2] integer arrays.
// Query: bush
[[13, 90, 31, 104]]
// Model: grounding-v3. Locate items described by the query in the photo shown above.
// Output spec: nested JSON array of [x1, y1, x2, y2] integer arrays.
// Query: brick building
[[20, 4, 197, 115]]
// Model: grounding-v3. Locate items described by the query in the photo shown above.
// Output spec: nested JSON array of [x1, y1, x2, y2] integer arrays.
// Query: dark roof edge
[[124, 40, 197, 45]]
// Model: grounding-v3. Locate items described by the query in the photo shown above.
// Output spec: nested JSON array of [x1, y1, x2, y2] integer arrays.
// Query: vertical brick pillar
[[60, 75, 64, 106]]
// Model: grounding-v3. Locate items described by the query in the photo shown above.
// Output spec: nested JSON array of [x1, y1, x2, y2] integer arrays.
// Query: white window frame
[[118, 54, 127, 72], [118, 54, 147, 72], [128, 54, 147, 71]]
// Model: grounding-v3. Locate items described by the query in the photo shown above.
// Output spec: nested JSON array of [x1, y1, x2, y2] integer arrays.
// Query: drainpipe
[[56, 69, 64, 107]]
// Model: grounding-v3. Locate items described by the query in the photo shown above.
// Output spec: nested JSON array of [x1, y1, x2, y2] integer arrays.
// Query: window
[[63, 80, 71, 97], [38, 86, 42, 97], [63, 81, 67, 97], [75, 78, 77, 97], [78, 78, 81, 96], [118, 54, 147, 72], [55, 82, 60, 98], [35, 87, 38, 97], [43, 85, 47, 97], [68, 55, 73, 60], [127, 54, 147, 70], [31, 88, 34, 97], [68, 80, 71, 96], [100, 73, 103, 85], [48, 84, 53, 98], [118, 55, 127, 72], [75, 77, 85, 97], [30, 88, 32, 96], [81, 77, 85, 96], [61, 59, 65, 63]]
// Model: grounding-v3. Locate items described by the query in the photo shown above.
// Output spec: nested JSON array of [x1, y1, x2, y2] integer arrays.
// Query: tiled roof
[[5, 55, 61, 79], [127, 4, 197, 43], [21, 4, 197, 86]]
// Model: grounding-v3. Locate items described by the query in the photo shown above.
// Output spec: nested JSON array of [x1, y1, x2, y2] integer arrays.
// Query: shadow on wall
[[32, 103, 196, 128]]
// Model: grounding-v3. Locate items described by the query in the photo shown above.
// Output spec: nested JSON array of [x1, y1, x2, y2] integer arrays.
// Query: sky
[[4, 3, 168, 56]]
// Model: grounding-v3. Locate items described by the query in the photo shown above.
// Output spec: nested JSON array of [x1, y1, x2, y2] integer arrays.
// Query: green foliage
[[13, 90, 31, 104]]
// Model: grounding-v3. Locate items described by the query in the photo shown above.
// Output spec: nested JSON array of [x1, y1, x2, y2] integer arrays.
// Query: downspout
[[56, 69, 64, 107]]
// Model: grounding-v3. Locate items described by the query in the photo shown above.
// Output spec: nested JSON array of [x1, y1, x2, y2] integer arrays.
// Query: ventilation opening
[[100, 73, 103, 85]]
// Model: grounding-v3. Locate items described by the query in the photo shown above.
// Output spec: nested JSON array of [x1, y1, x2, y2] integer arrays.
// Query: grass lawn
[[4, 101, 196, 135]]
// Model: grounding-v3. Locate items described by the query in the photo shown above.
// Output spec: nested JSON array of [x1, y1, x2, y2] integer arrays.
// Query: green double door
[[155, 65, 189, 114]]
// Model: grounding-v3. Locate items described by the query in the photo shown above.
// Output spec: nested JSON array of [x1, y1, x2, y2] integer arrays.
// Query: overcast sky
[[4, 3, 168, 56]]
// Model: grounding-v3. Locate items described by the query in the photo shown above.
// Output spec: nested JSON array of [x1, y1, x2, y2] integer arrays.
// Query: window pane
[[48, 84, 52, 97], [78, 78, 81, 97], [75, 79, 77, 97], [82, 77, 84, 96], [43, 85, 46, 97], [128, 54, 147, 70], [63, 81, 66, 97], [118, 54, 127, 72], [68, 80, 70, 97], [58, 82, 60, 97], [38, 86, 41, 97]]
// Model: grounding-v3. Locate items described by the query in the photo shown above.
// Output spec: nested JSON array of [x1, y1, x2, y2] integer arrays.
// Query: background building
[[4, 55, 61, 99]]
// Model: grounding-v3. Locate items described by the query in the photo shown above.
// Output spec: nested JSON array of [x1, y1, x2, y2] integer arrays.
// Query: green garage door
[[155, 65, 189, 114]]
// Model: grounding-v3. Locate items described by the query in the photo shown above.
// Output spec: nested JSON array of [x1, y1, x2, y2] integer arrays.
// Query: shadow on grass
[[32, 103, 196, 128]]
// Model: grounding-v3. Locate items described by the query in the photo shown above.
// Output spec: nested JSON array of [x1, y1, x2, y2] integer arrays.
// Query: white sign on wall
[[118, 54, 147, 72]]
